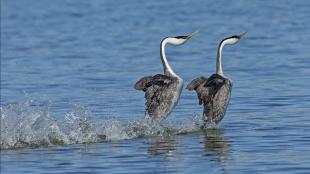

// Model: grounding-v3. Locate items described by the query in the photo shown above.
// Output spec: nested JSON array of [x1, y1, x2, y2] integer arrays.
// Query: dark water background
[[1, 0, 310, 173]]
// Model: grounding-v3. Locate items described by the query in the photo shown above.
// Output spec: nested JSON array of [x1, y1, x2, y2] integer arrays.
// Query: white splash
[[0, 100, 205, 150]]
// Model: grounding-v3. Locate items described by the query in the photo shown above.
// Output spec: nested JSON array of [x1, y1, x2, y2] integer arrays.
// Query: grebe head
[[222, 32, 246, 45], [165, 31, 198, 45]]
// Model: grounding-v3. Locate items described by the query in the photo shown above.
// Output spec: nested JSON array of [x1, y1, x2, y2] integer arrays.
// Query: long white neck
[[216, 40, 225, 76], [160, 38, 177, 77], [216, 38, 237, 76]]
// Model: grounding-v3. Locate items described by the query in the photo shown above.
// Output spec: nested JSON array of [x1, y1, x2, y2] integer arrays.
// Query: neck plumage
[[216, 39, 229, 76], [160, 38, 177, 77], [216, 37, 238, 76]]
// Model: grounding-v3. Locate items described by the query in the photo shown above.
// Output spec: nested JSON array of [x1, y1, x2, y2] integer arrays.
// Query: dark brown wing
[[186, 76, 208, 105], [134, 74, 172, 91], [134, 76, 153, 91], [135, 74, 175, 118], [186, 76, 208, 91]]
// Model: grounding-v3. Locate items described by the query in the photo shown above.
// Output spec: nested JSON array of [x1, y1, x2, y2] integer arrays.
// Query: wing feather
[[186, 76, 208, 91], [134, 74, 175, 118], [134, 76, 153, 91], [188, 74, 232, 124], [186, 76, 208, 105], [134, 74, 172, 91]]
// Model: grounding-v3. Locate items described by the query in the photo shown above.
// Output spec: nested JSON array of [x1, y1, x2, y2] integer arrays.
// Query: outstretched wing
[[134, 74, 172, 91], [203, 74, 232, 123], [134, 74, 174, 117], [134, 76, 153, 91], [186, 76, 208, 91], [186, 76, 208, 105]]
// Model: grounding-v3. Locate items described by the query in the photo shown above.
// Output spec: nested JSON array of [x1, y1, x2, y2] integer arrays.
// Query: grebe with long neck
[[135, 32, 197, 121], [186, 32, 246, 125]]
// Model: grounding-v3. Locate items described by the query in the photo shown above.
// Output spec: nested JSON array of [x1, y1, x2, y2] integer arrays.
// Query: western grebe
[[186, 32, 246, 125], [135, 31, 197, 121]]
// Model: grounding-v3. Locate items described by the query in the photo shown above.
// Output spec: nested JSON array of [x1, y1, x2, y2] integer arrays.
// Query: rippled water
[[1, 0, 310, 173]]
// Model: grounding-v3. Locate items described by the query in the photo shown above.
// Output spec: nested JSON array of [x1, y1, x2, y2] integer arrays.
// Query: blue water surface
[[1, 0, 310, 173]]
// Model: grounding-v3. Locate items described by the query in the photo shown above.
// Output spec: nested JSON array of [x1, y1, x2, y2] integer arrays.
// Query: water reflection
[[203, 128, 231, 162], [146, 137, 178, 156]]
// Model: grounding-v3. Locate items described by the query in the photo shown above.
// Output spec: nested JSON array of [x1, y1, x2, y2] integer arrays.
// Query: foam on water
[[0, 100, 205, 150]]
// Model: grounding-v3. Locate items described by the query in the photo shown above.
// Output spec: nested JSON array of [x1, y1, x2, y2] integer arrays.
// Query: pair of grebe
[[135, 32, 246, 125]]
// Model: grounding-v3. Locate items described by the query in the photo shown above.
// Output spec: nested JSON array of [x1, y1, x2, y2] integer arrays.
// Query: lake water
[[1, 0, 310, 173]]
